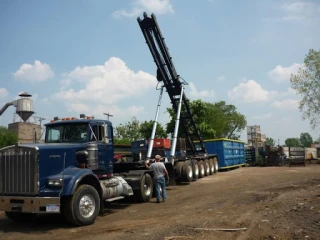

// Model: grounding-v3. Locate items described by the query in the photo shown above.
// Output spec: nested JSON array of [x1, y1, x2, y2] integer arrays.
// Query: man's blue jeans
[[155, 176, 166, 201]]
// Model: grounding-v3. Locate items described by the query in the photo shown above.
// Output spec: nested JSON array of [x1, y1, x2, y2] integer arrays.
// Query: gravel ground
[[1, 164, 320, 240]]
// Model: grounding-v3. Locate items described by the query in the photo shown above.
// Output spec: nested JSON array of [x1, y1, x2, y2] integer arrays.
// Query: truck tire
[[204, 159, 210, 176], [134, 173, 153, 202], [191, 159, 199, 180], [5, 212, 36, 222], [182, 160, 193, 182], [213, 157, 218, 173], [198, 160, 205, 178], [62, 184, 100, 226], [175, 161, 184, 180], [208, 158, 214, 175]]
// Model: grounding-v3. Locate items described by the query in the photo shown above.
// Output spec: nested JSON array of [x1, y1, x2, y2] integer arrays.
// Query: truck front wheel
[[63, 184, 100, 226]]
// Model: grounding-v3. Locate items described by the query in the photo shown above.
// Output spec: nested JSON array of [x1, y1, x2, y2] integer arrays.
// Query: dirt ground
[[0, 164, 320, 240]]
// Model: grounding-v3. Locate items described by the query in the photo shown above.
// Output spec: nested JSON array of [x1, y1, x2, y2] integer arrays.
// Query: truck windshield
[[45, 123, 89, 143]]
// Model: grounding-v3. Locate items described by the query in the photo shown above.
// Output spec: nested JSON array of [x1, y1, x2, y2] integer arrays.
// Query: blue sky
[[0, 0, 319, 144]]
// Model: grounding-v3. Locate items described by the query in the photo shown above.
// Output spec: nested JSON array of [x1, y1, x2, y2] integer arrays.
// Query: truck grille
[[0, 146, 38, 196]]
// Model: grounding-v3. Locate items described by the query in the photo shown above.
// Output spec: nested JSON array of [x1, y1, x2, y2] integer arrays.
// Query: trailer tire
[[62, 184, 100, 226], [191, 159, 199, 180], [213, 157, 218, 173], [175, 161, 184, 180], [204, 159, 210, 176], [198, 160, 205, 178], [5, 212, 36, 222], [182, 160, 193, 182], [208, 158, 214, 175]]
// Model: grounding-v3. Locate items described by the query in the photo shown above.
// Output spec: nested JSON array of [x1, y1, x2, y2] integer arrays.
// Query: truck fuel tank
[[100, 176, 133, 199]]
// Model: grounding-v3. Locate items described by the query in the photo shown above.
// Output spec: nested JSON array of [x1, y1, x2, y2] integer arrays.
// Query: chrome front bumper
[[0, 196, 60, 213]]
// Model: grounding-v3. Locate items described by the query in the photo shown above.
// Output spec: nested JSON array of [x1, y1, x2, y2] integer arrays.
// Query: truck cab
[[0, 115, 153, 226]]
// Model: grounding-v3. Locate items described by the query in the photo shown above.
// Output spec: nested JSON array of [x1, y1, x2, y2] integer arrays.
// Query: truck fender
[[122, 170, 153, 191], [61, 168, 101, 196]]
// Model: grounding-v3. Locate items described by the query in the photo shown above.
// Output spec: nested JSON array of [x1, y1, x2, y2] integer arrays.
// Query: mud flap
[[164, 162, 176, 186]]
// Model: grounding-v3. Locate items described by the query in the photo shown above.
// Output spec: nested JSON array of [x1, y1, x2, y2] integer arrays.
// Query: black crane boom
[[137, 12, 207, 155]]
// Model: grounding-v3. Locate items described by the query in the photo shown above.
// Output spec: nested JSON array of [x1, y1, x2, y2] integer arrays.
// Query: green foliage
[[166, 100, 247, 140], [299, 132, 313, 147], [285, 138, 301, 147], [265, 137, 275, 147], [290, 49, 320, 129], [139, 120, 167, 139], [0, 126, 18, 148], [255, 154, 264, 166], [113, 117, 167, 144], [114, 117, 141, 144]]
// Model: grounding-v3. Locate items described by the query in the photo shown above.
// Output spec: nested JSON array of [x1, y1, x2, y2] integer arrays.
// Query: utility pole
[[104, 112, 113, 121]]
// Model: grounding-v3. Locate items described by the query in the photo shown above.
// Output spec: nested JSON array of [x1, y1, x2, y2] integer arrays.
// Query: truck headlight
[[48, 178, 63, 186]]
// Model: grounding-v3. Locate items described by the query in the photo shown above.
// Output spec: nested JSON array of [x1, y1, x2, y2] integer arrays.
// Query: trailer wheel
[[5, 212, 36, 222], [182, 160, 193, 182], [198, 160, 205, 178], [208, 158, 214, 175], [175, 161, 184, 180], [191, 160, 199, 180], [134, 173, 153, 202], [213, 157, 218, 173], [62, 184, 100, 226], [204, 159, 210, 176]]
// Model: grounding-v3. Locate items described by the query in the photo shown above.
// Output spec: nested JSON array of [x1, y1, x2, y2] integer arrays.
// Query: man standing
[[145, 155, 169, 203]]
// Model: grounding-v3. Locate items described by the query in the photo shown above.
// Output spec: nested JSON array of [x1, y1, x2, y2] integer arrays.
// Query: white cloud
[[188, 82, 214, 99], [13, 60, 54, 82], [268, 63, 303, 83], [281, 1, 317, 17], [112, 0, 174, 18], [280, 87, 298, 97], [39, 98, 50, 105], [217, 75, 225, 81], [263, 1, 320, 22], [228, 80, 276, 103], [65, 103, 145, 123], [53, 57, 156, 113], [271, 99, 299, 110], [252, 113, 273, 120], [0, 88, 8, 100]]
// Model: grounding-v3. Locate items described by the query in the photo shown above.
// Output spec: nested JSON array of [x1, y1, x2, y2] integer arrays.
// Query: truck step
[[105, 196, 125, 202]]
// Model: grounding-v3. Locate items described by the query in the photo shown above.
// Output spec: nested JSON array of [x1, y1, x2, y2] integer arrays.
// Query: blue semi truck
[[0, 115, 154, 226], [0, 12, 220, 226]]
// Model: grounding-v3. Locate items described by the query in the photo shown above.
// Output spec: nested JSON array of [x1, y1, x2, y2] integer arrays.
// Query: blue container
[[131, 140, 148, 154], [202, 138, 245, 169]]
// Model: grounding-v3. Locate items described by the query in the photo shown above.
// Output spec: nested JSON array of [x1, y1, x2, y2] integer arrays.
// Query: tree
[[290, 49, 320, 129], [113, 118, 167, 144], [166, 100, 247, 140], [0, 126, 18, 148], [300, 132, 313, 147], [284, 138, 301, 147], [265, 137, 275, 147], [139, 120, 167, 140], [114, 117, 142, 144]]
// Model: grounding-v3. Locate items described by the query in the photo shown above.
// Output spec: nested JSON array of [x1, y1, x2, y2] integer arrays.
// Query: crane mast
[[137, 12, 207, 155]]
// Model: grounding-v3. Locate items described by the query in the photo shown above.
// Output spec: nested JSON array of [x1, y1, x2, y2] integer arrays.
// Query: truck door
[[90, 123, 114, 172]]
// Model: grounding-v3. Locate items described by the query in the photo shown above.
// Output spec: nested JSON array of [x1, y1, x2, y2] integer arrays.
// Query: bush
[[255, 154, 264, 166]]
